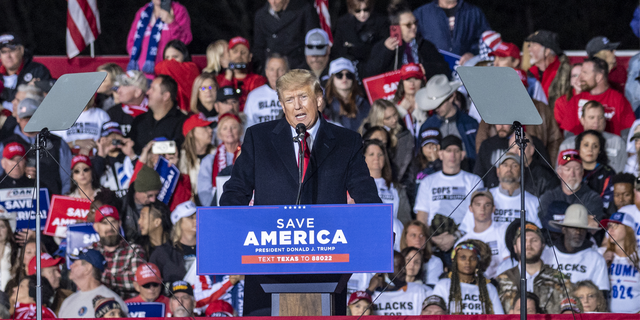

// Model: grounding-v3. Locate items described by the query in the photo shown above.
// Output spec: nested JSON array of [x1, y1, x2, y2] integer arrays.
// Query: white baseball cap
[[328, 58, 355, 76], [170, 201, 197, 225]]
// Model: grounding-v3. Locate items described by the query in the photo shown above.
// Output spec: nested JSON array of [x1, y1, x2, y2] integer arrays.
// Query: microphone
[[294, 123, 307, 142]]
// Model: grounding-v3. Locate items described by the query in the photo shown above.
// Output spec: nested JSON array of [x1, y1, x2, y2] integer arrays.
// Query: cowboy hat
[[416, 75, 462, 111], [549, 203, 600, 230]]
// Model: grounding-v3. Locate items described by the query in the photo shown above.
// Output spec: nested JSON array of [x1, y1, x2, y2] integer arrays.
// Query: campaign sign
[[154, 156, 180, 205], [0, 188, 50, 230], [362, 70, 402, 104], [126, 302, 165, 318], [44, 195, 91, 237], [66, 222, 99, 268], [197, 204, 394, 275]]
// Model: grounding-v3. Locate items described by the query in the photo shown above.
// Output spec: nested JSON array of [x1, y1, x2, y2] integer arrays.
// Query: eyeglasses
[[335, 71, 355, 80], [306, 45, 327, 50], [354, 8, 370, 14], [141, 282, 161, 289], [401, 21, 418, 28], [200, 86, 215, 91], [73, 168, 91, 174]]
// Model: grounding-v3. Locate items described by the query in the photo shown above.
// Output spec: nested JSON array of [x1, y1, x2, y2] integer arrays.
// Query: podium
[[197, 204, 394, 316]]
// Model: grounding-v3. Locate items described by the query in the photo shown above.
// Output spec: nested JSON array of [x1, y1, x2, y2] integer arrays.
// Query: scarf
[[122, 97, 149, 118], [127, 2, 164, 74], [212, 143, 241, 187], [0, 61, 23, 76]]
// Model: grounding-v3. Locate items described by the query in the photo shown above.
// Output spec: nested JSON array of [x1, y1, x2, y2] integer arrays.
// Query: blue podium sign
[[197, 204, 394, 275]]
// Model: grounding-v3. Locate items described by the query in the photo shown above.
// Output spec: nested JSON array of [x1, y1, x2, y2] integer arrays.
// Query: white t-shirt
[[540, 245, 610, 290], [58, 284, 129, 318], [601, 250, 640, 313], [414, 170, 483, 225], [459, 187, 541, 233], [243, 84, 282, 128], [347, 272, 376, 296], [375, 178, 400, 220], [455, 223, 510, 279], [423, 256, 445, 286], [372, 282, 432, 315], [53, 107, 111, 142], [393, 217, 404, 252], [617, 204, 640, 253], [432, 278, 504, 314]]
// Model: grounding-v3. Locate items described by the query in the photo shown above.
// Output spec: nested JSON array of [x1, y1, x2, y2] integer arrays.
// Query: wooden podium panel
[[278, 293, 325, 316]]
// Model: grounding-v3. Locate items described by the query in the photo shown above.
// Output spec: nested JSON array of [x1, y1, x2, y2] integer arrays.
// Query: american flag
[[315, 0, 333, 45], [66, 0, 101, 58]]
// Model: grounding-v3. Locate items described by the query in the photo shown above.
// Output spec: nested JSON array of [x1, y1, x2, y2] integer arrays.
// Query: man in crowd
[[169, 280, 196, 317], [121, 165, 162, 241], [617, 178, 640, 250], [463, 153, 540, 231], [91, 204, 146, 299], [125, 263, 170, 316], [539, 149, 603, 231], [507, 132, 559, 197], [304, 29, 331, 87], [418, 75, 478, 163], [27, 253, 71, 315], [215, 86, 240, 116], [610, 173, 635, 213], [556, 100, 627, 172], [412, 0, 491, 65], [0, 33, 51, 110], [526, 30, 571, 109], [489, 41, 547, 103], [420, 295, 448, 315], [4, 84, 43, 138], [557, 57, 634, 136], [586, 36, 626, 93], [497, 223, 571, 314], [252, 0, 319, 70], [542, 204, 610, 292], [217, 37, 267, 112], [0, 98, 72, 195], [93, 122, 136, 197], [244, 53, 288, 127], [59, 249, 129, 318], [108, 70, 149, 136], [0, 142, 30, 189], [128, 74, 187, 155]]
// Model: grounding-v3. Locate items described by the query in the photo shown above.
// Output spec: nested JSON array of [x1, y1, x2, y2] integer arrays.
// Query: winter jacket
[[0, 51, 51, 104], [583, 163, 615, 210], [420, 109, 478, 161], [324, 95, 370, 132], [331, 12, 389, 64], [412, 0, 491, 56], [149, 241, 186, 283]]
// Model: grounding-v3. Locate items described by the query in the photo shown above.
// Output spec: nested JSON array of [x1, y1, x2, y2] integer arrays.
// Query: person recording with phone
[[93, 122, 137, 198], [216, 37, 267, 112], [220, 69, 381, 315]]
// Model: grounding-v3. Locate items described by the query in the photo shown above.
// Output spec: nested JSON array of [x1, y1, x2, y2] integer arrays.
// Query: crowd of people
[[1, 0, 640, 317]]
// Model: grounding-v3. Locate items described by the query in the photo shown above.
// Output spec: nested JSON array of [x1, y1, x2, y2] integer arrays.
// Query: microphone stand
[[35, 128, 49, 320], [513, 121, 528, 320], [294, 124, 307, 205]]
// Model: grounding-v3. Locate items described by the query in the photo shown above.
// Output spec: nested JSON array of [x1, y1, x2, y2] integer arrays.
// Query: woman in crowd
[[572, 280, 608, 313], [575, 130, 615, 206], [179, 114, 215, 202], [399, 220, 443, 286], [163, 39, 191, 63], [0, 218, 17, 291], [324, 58, 370, 131], [432, 240, 504, 314], [600, 212, 640, 313], [197, 113, 243, 206], [190, 73, 219, 118], [150, 201, 196, 283], [96, 63, 125, 110], [69, 155, 100, 200], [393, 63, 427, 138], [126, 0, 192, 78], [6, 240, 43, 303], [401, 246, 427, 286], [405, 127, 442, 205], [553, 63, 582, 118], [155, 40, 200, 113], [363, 139, 411, 226], [203, 40, 230, 75]]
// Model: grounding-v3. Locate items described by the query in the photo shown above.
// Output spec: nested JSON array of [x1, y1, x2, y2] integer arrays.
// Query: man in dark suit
[[220, 69, 381, 315]]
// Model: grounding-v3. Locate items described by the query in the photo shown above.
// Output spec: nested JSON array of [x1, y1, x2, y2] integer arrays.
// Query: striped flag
[[314, 0, 333, 45], [66, 0, 101, 58]]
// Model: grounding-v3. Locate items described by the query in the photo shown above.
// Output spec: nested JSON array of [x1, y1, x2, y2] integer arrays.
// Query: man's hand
[[368, 273, 384, 291], [458, 53, 474, 66], [432, 232, 456, 251], [97, 137, 116, 158], [73, 139, 97, 156], [120, 138, 136, 159], [139, 140, 155, 164], [384, 37, 400, 51], [229, 275, 245, 285]]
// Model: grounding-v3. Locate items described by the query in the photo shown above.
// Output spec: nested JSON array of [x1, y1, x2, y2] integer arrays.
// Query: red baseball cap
[[28, 253, 63, 276], [348, 291, 372, 306], [205, 299, 234, 317], [95, 204, 120, 222], [134, 263, 162, 285], [182, 113, 213, 137], [229, 36, 250, 51], [3, 142, 26, 160], [489, 42, 521, 60], [558, 149, 582, 166], [400, 63, 424, 81], [71, 155, 92, 170]]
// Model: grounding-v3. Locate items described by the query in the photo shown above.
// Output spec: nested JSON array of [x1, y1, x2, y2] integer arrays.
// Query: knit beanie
[[135, 165, 162, 193], [93, 295, 123, 318]]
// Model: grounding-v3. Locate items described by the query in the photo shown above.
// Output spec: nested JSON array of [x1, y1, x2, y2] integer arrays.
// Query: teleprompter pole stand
[[34, 128, 49, 320], [513, 121, 528, 320]]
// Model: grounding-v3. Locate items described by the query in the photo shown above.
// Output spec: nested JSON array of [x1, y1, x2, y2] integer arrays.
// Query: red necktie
[[299, 132, 310, 181]]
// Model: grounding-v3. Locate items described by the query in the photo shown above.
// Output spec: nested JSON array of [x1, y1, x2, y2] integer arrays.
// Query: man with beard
[[557, 57, 634, 136], [497, 223, 573, 314], [541, 204, 609, 293], [507, 132, 558, 198], [90, 204, 146, 299], [539, 149, 603, 231], [525, 30, 571, 110], [169, 280, 196, 317]]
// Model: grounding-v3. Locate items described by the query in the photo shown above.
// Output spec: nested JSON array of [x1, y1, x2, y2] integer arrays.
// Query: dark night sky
[[0, 0, 638, 56]]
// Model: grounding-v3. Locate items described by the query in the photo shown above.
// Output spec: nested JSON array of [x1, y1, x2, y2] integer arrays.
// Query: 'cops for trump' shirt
[[432, 278, 504, 314], [459, 187, 541, 233], [53, 107, 111, 142], [414, 170, 483, 225], [243, 84, 282, 128], [541, 245, 610, 290], [372, 282, 432, 315], [455, 223, 510, 279]]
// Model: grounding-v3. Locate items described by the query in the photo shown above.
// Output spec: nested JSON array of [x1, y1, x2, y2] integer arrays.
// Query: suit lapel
[[305, 117, 336, 182], [271, 118, 299, 183]]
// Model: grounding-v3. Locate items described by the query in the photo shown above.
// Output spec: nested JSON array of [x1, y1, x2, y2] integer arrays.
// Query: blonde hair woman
[[189, 73, 219, 117], [203, 40, 229, 75]]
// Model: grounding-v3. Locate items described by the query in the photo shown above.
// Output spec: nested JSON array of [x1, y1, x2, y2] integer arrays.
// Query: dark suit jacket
[[220, 116, 382, 206]]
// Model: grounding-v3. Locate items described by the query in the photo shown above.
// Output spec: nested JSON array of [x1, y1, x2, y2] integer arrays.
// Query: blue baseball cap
[[602, 212, 636, 230], [69, 249, 106, 272]]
